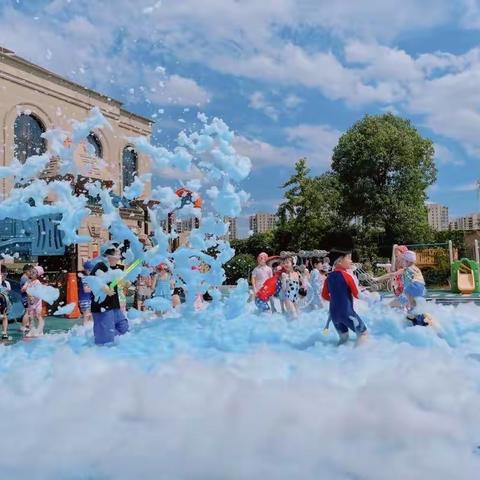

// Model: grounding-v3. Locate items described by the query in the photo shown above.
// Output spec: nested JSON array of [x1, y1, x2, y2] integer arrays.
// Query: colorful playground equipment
[[450, 240, 480, 294], [376, 240, 480, 299]]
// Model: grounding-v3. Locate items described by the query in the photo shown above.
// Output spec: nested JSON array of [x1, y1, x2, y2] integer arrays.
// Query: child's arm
[[373, 268, 404, 282], [281, 272, 287, 291]]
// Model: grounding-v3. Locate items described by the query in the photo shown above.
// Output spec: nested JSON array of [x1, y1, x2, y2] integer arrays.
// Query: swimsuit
[[284, 274, 300, 303]]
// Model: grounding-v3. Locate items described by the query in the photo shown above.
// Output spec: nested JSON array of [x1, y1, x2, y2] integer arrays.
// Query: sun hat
[[34, 265, 44, 276], [402, 250, 417, 263]]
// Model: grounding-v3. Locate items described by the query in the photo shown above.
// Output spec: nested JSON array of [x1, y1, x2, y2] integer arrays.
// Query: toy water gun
[[109, 258, 142, 289], [322, 316, 331, 335]]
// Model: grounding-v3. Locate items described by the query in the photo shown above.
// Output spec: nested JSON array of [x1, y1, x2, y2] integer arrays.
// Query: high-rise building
[[427, 203, 449, 231], [449, 213, 480, 231], [224, 217, 237, 241], [249, 212, 277, 234]]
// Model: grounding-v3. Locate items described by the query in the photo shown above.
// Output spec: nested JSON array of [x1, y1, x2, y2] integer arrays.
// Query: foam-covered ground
[[1, 300, 480, 480]]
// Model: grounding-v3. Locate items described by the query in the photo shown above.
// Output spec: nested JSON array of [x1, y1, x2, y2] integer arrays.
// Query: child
[[281, 257, 300, 318], [0, 265, 12, 340], [19, 264, 34, 334], [78, 260, 94, 325], [255, 264, 284, 313], [321, 250, 368, 345], [90, 244, 129, 345], [401, 250, 429, 326], [251, 252, 275, 312], [22, 265, 45, 337], [152, 263, 173, 314], [309, 258, 327, 310]]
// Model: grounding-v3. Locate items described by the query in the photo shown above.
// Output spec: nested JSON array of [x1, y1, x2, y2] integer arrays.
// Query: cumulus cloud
[[248, 91, 279, 121]]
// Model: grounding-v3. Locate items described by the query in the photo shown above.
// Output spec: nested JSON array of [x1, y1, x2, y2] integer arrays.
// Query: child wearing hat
[[401, 250, 429, 326], [321, 250, 368, 345], [89, 244, 129, 345]]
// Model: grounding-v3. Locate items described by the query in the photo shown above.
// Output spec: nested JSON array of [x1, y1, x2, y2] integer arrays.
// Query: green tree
[[246, 231, 274, 256], [331, 113, 437, 253], [223, 253, 256, 285], [275, 159, 345, 250]]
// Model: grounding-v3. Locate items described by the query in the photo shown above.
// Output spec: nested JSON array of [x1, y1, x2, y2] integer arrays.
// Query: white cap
[[402, 250, 417, 263]]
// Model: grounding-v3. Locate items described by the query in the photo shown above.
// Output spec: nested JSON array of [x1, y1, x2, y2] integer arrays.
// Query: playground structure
[[375, 240, 480, 297]]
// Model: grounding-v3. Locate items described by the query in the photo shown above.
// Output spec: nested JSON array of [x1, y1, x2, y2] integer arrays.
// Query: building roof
[[0, 46, 152, 126]]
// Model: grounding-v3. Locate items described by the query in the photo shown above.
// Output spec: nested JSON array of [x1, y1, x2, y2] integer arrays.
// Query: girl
[[22, 265, 45, 337], [309, 258, 327, 310], [281, 258, 300, 318], [0, 265, 12, 340], [153, 263, 173, 315]]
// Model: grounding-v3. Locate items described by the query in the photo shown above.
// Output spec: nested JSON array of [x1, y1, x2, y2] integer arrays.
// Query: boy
[[401, 250, 429, 326], [78, 260, 94, 325], [90, 244, 129, 345], [0, 265, 12, 340], [321, 250, 368, 345]]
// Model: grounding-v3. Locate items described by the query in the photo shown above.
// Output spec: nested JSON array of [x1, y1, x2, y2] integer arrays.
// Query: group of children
[[252, 246, 430, 345]]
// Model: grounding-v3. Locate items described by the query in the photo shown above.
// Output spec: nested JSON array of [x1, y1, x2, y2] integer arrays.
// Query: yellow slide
[[457, 265, 475, 295]]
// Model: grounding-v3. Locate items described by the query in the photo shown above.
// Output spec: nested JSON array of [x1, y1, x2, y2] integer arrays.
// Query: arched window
[[87, 132, 102, 158], [122, 146, 137, 188], [14, 113, 46, 163]]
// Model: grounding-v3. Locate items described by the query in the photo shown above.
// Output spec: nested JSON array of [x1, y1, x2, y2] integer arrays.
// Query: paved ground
[[2, 316, 82, 345]]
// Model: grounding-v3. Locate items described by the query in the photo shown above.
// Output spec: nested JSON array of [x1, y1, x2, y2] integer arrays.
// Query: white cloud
[[451, 182, 479, 192], [145, 69, 210, 106], [434, 144, 465, 166], [284, 94, 303, 109], [248, 92, 279, 121], [234, 123, 340, 171]]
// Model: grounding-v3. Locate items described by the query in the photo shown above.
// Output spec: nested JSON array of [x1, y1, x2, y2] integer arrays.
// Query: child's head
[[402, 250, 416, 266], [102, 243, 121, 266], [330, 250, 353, 270], [83, 260, 95, 274], [320, 264, 329, 274], [312, 258, 322, 270], [1, 265, 8, 277], [31, 265, 44, 279], [282, 257, 293, 272], [23, 264, 34, 277], [257, 252, 268, 266], [323, 257, 330, 265]]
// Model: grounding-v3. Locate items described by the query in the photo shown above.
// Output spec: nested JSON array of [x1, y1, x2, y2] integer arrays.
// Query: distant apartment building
[[449, 213, 480, 231], [224, 216, 237, 241], [249, 212, 277, 234], [427, 203, 449, 231]]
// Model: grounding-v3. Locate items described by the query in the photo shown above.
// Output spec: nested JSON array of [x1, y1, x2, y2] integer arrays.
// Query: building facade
[[249, 212, 276, 234], [224, 216, 237, 241], [449, 213, 480, 231], [427, 203, 449, 231], [0, 47, 152, 267]]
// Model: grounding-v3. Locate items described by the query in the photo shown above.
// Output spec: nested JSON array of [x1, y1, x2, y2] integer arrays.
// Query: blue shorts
[[255, 297, 270, 312], [332, 312, 367, 335], [92, 309, 129, 345], [404, 281, 426, 298], [79, 300, 91, 313]]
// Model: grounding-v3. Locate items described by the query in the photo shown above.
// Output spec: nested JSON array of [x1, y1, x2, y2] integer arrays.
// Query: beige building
[[249, 212, 276, 234], [224, 216, 237, 241], [449, 213, 480, 231], [0, 47, 152, 267], [427, 203, 449, 231]]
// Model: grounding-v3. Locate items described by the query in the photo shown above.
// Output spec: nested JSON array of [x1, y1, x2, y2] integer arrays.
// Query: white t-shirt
[[251, 265, 273, 293]]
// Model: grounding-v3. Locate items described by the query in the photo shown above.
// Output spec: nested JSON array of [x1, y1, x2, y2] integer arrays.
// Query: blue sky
[[1, 0, 479, 227]]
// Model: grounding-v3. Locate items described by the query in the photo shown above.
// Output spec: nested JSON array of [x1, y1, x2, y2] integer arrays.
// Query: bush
[[224, 254, 256, 285]]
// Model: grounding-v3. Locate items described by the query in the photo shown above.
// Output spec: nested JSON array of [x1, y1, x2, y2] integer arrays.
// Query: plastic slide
[[457, 265, 475, 295]]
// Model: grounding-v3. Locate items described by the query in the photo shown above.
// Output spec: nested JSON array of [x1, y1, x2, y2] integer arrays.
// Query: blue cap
[[83, 260, 95, 270]]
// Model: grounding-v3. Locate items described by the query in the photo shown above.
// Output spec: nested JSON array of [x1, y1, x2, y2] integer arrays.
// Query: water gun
[[108, 258, 142, 289]]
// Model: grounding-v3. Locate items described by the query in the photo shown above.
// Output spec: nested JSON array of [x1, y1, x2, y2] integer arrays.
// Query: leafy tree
[[230, 238, 249, 255], [331, 114, 437, 252], [223, 253, 256, 285], [275, 159, 345, 250], [246, 231, 275, 257]]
